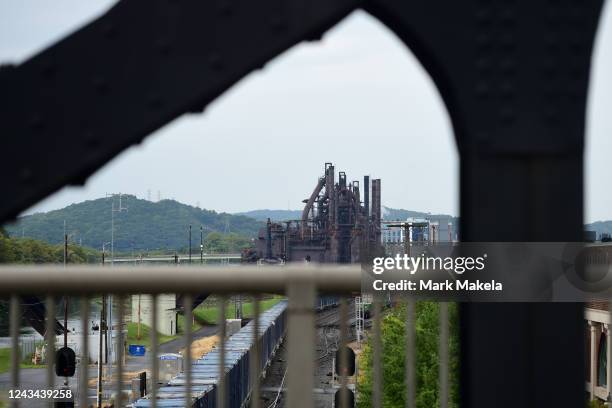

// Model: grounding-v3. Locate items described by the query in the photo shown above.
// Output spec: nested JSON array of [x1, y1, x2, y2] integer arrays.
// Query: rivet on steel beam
[[84, 131, 100, 148], [500, 34, 516, 52], [499, 107, 516, 125], [270, 17, 288, 32], [92, 77, 109, 94], [209, 54, 223, 71], [218, 1, 233, 16], [475, 57, 492, 73], [474, 8, 491, 22], [156, 39, 172, 56], [544, 106, 559, 123], [41, 63, 56, 79], [476, 34, 492, 51], [569, 41, 585, 56], [474, 82, 490, 98], [28, 115, 44, 131], [20, 168, 33, 182], [102, 23, 117, 39], [499, 58, 517, 75], [0, 63, 15, 74], [147, 93, 163, 109]]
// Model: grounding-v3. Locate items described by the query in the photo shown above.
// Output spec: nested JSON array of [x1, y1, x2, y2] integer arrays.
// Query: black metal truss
[[0, 1, 604, 406]]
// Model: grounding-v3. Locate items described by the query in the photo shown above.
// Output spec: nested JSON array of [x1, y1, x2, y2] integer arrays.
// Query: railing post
[[79, 297, 89, 408], [405, 299, 416, 408], [286, 278, 315, 408], [218, 296, 227, 408], [115, 295, 125, 407], [184, 294, 194, 408], [373, 301, 382, 408], [250, 295, 261, 408], [45, 295, 55, 408], [10, 295, 20, 408], [151, 294, 159, 408], [439, 302, 449, 408], [339, 297, 349, 408]]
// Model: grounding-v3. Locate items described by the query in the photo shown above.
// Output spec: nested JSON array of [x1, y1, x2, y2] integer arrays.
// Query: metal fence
[[0, 264, 450, 408]]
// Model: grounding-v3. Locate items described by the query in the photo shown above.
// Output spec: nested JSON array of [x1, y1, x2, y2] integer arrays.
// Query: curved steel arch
[[0, 0, 359, 221], [0, 1, 606, 407], [0, 0, 602, 222]]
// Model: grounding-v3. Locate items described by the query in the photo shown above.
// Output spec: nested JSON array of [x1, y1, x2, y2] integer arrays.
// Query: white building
[[381, 222, 405, 244], [131, 294, 177, 336], [586, 303, 611, 402], [584, 243, 612, 403]]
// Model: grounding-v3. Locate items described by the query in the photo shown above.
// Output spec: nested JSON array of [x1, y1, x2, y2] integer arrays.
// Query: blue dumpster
[[129, 344, 146, 356]]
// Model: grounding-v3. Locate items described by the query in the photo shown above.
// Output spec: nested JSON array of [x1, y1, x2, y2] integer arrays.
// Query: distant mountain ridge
[[235, 209, 302, 222], [239, 207, 612, 240], [6, 197, 609, 251], [5, 196, 262, 252], [238, 206, 459, 223]]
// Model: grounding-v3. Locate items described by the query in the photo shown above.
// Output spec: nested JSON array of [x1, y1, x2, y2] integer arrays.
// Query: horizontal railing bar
[[0, 264, 361, 294]]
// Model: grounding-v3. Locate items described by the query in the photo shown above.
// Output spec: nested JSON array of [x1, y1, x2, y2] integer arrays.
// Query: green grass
[[0, 348, 8, 374], [193, 296, 283, 325], [0, 348, 46, 374], [126, 323, 178, 350], [126, 296, 284, 350]]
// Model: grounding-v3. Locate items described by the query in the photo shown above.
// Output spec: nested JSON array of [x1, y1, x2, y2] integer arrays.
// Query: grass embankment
[[193, 297, 283, 325], [126, 323, 178, 349], [126, 296, 284, 349], [0, 348, 46, 374]]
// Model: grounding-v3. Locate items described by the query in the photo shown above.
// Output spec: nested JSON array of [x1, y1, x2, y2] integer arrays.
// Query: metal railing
[[0, 264, 450, 408]]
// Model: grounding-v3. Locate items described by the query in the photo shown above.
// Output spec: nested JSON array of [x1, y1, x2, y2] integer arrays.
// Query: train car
[[133, 301, 287, 408]]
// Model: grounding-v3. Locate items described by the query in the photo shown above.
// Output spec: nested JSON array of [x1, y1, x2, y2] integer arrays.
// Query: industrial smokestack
[[371, 179, 382, 244], [266, 218, 273, 259], [327, 165, 335, 226], [364, 176, 370, 217], [371, 179, 381, 223]]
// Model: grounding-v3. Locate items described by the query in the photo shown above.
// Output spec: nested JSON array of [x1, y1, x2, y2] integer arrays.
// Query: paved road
[[0, 324, 219, 407], [158, 324, 218, 354]]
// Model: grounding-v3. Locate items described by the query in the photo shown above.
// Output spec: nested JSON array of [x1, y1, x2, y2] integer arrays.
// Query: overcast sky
[[1, 2, 610, 222]]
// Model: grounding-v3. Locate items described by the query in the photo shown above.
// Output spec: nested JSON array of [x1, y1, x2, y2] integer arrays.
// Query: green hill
[[4, 196, 262, 252]]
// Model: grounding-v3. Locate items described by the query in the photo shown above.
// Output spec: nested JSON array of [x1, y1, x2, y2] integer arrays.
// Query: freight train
[[133, 301, 287, 408]]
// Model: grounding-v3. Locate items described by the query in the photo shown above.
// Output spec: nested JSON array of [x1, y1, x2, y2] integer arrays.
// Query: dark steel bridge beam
[[0, 0, 358, 222], [0, 1, 605, 406], [363, 1, 603, 406]]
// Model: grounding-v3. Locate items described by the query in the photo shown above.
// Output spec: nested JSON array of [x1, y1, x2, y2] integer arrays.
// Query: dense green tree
[[0, 235, 100, 264], [357, 302, 459, 408]]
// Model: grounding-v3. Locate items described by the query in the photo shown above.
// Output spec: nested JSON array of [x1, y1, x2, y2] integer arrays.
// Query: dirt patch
[[180, 335, 220, 360], [87, 370, 149, 387]]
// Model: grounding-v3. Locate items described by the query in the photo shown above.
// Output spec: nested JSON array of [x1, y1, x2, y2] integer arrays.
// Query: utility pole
[[63, 220, 67, 265], [97, 302, 103, 408], [200, 226, 204, 264], [137, 294, 141, 340], [106, 193, 127, 384], [98, 246, 105, 408], [189, 225, 192, 264]]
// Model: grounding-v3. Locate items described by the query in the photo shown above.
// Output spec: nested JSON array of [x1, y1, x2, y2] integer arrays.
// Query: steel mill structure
[[243, 163, 382, 264]]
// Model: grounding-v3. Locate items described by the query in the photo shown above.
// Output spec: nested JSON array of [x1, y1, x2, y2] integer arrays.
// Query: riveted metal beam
[[0, 2, 605, 407], [0, 0, 358, 222]]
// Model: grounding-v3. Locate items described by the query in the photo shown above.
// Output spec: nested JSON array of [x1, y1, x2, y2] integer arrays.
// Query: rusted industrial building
[[243, 163, 382, 264]]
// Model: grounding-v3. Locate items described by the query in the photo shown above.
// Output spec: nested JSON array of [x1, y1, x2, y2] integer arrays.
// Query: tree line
[[0, 228, 100, 264]]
